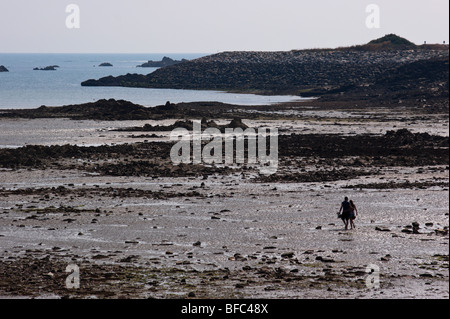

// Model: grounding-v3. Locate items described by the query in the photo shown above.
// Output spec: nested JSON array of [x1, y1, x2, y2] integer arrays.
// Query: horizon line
[[0, 52, 212, 55]]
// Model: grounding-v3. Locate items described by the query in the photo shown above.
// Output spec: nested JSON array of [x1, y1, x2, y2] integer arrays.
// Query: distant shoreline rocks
[[137, 56, 188, 68], [0, 65, 9, 72], [99, 62, 113, 67], [33, 65, 59, 71]]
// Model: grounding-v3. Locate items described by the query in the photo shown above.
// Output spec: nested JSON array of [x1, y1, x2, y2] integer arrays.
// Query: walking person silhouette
[[349, 200, 358, 229], [338, 196, 352, 230]]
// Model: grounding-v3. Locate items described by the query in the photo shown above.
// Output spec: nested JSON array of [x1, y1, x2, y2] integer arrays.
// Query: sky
[[0, 0, 448, 53]]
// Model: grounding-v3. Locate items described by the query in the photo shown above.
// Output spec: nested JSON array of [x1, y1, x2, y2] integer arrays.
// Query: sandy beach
[[0, 104, 448, 299]]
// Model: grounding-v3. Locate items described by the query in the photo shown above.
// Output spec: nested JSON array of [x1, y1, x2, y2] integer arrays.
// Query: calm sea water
[[0, 53, 302, 109]]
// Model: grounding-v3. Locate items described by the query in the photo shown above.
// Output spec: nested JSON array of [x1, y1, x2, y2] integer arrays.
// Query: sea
[[0, 53, 303, 109]]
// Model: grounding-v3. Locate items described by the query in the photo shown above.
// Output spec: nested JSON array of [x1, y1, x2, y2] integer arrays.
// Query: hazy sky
[[0, 0, 448, 53]]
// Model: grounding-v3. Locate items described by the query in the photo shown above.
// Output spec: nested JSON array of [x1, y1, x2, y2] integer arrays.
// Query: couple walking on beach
[[338, 196, 358, 230]]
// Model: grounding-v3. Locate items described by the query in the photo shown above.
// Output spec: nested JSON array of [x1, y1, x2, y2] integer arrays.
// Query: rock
[[137, 56, 188, 68], [33, 65, 59, 71], [0, 65, 9, 72], [256, 266, 273, 275], [227, 118, 249, 130], [99, 62, 113, 67], [193, 241, 201, 247], [433, 254, 449, 261], [118, 255, 139, 262], [375, 226, 390, 232], [233, 253, 247, 261], [412, 222, 421, 234], [116, 117, 250, 134], [435, 229, 449, 236], [315, 256, 335, 263], [281, 252, 295, 259], [92, 254, 108, 260]]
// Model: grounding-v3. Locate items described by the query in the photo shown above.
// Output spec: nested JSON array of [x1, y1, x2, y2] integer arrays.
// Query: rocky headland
[[81, 35, 449, 111]]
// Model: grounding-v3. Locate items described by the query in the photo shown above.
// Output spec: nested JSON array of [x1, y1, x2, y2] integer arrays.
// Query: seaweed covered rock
[[0, 99, 154, 121], [115, 118, 249, 133]]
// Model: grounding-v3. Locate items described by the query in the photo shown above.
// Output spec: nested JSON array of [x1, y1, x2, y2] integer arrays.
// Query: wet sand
[[0, 105, 448, 299]]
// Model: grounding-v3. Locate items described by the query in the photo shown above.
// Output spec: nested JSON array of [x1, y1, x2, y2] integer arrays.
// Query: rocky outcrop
[[137, 56, 188, 68], [0, 99, 154, 121], [115, 117, 249, 133], [99, 62, 113, 67], [33, 65, 59, 71], [346, 33, 417, 51], [0, 65, 8, 72], [0, 99, 250, 121]]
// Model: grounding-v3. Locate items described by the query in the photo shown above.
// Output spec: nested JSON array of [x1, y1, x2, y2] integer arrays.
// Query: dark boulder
[[33, 65, 59, 71]]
